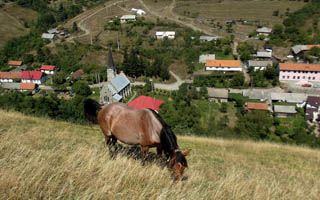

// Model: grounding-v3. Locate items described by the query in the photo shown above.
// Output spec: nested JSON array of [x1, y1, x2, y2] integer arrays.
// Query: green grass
[[0, 110, 319, 199]]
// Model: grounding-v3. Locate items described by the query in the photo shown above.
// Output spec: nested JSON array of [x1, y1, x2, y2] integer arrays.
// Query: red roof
[[245, 102, 269, 111], [20, 83, 36, 90], [128, 96, 165, 111], [8, 60, 23, 66], [40, 65, 56, 71], [0, 72, 21, 79], [21, 71, 43, 80], [279, 63, 320, 72]]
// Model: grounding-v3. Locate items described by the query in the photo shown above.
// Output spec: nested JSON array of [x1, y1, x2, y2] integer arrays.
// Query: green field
[[1, 110, 319, 199]]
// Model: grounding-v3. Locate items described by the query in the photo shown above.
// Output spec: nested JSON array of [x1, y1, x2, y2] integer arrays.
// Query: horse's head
[[169, 149, 191, 181]]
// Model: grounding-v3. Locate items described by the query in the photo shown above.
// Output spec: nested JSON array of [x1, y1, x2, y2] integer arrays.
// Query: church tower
[[107, 47, 116, 81]]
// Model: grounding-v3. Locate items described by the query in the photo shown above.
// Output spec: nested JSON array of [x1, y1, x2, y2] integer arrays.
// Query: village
[[0, 0, 320, 146]]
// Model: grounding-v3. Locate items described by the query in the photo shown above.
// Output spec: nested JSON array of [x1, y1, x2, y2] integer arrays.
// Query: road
[[138, 0, 212, 35], [90, 71, 187, 91]]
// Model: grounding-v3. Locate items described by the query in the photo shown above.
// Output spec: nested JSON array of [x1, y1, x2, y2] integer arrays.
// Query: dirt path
[[138, 0, 212, 35], [66, 0, 127, 42]]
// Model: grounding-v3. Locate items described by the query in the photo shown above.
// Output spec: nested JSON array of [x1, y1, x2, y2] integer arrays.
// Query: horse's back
[[98, 103, 162, 146]]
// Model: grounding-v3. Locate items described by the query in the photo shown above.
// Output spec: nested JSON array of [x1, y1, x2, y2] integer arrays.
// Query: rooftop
[[292, 44, 320, 54], [21, 71, 43, 80], [8, 60, 23, 66], [207, 88, 228, 99], [245, 102, 269, 111], [256, 27, 272, 33], [20, 83, 36, 90], [0, 82, 20, 90], [128, 96, 164, 111], [279, 63, 320, 72], [274, 105, 297, 114], [110, 73, 130, 92], [41, 33, 55, 39], [248, 60, 273, 67], [120, 15, 136, 20], [40, 65, 56, 71], [206, 60, 241, 68], [256, 51, 272, 58], [270, 92, 308, 103], [0, 72, 21, 79]]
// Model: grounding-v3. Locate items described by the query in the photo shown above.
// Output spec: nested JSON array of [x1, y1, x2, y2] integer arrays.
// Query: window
[[293, 76, 296, 79], [303, 76, 305, 79], [297, 76, 300, 79], [282, 76, 285, 79], [313, 77, 315, 80], [308, 77, 311, 80], [287, 76, 290, 79]]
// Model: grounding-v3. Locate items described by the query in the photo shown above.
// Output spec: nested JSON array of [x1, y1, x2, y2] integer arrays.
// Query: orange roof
[[0, 72, 21, 79], [20, 83, 36, 90], [306, 44, 320, 50], [206, 60, 241, 68], [245, 102, 269, 111], [279, 63, 320, 72], [8, 60, 23, 66]]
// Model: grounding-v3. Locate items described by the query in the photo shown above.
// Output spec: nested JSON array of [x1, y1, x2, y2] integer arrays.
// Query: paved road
[[90, 71, 188, 91]]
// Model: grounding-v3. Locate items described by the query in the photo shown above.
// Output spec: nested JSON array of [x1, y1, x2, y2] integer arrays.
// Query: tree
[[72, 81, 92, 97]]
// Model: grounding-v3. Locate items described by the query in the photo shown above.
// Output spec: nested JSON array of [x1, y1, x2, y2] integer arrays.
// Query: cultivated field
[[0, 110, 319, 199], [0, 4, 37, 47]]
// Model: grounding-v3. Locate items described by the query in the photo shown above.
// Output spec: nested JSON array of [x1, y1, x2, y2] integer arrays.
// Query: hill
[[0, 4, 38, 47], [0, 110, 319, 199]]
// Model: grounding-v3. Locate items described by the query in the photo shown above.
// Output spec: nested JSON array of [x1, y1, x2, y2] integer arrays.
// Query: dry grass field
[[0, 4, 37, 47], [174, 0, 306, 24], [0, 110, 320, 199]]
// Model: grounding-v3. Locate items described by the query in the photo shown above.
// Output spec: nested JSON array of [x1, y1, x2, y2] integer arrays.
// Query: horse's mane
[[148, 109, 178, 157]]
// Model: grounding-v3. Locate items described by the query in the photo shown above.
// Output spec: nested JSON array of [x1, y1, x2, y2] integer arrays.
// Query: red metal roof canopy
[[128, 95, 165, 111]]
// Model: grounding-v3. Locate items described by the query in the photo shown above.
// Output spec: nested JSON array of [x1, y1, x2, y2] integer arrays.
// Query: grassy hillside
[[0, 4, 38, 47], [0, 110, 319, 199]]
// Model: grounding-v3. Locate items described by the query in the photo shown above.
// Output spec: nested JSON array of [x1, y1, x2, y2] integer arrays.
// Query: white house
[[41, 33, 55, 41], [199, 54, 215, 63], [254, 51, 272, 59], [21, 71, 46, 85], [120, 15, 136, 23], [256, 27, 272, 36], [131, 8, 146, 16], [206, 60, 242, 72], [40, 65, 57, 75], [199, 35, 221, 42], [248, 60, 273, 71], [155, 31, 176, 39]]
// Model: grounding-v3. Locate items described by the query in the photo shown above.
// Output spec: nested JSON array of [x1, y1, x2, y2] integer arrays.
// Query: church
[[100, 48, 131, 104]]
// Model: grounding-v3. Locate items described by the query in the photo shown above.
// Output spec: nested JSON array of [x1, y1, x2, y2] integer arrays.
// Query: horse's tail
[[84, 98, 101, 124]]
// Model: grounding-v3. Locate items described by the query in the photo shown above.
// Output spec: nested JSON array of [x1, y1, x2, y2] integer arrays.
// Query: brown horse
[[84, 99, 190, 180]]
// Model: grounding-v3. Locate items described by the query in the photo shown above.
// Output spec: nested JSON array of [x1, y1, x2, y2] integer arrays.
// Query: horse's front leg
[[156, 145, 163, 157], [140, 146, 149, 160]]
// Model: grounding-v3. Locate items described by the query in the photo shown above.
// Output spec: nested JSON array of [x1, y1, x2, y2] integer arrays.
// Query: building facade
[[206, 60, 242, 72], [279, 63, 320, 82]]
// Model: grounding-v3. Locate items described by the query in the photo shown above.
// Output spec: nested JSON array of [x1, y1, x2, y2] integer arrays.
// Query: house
[[253, 51, 272, 59], [270, 92, 308, 106], [8, 60, 23, 67], [47, 28, 60, 35], [71, 69, 85, 80], [305, 96, 320, 122], [128, 96, 164, 111], [0, 82, 20, 90], [273, 105, 297, 118], [256, 27, 272, 36], [279, 63, 320, 83], [205, 60, 242, 72], [291, 44, 320, 58], [100, 72, 131, 104], [155, 31, 176, 39], [243, 89, 270, 102], [207, 88, 228, 102], [199, 54, 215, 63], [0, 72, 21, 83], [21, 71, 46, 85], [248, 60, 273, 71], [20, 83, 38, 93], [40, 65, 57, 75], [131, 8, 146, 16], [41, 33, 55, 41], [245, 102, 270, 111], [120, 15, 136, 23], [199, 35, 221, 42]]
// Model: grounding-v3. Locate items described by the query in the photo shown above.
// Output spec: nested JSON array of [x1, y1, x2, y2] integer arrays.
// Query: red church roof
[[40, 65, 56, 71], [21, 71, 43, 80], [128, 96, 165, 111]]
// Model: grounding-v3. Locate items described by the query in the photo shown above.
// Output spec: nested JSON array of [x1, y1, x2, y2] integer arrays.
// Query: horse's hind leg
[[105, 135, 117, 158]]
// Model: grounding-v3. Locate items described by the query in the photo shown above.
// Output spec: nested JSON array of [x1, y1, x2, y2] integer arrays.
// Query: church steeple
[[107, 47, 116, 80]]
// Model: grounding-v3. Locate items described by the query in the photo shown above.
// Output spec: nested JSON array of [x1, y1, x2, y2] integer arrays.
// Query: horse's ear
[[182, 149, 191, 156]]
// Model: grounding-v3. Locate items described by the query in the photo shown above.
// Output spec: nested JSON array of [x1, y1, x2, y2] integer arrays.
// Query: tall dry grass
[[0, 110, 319, 199]]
